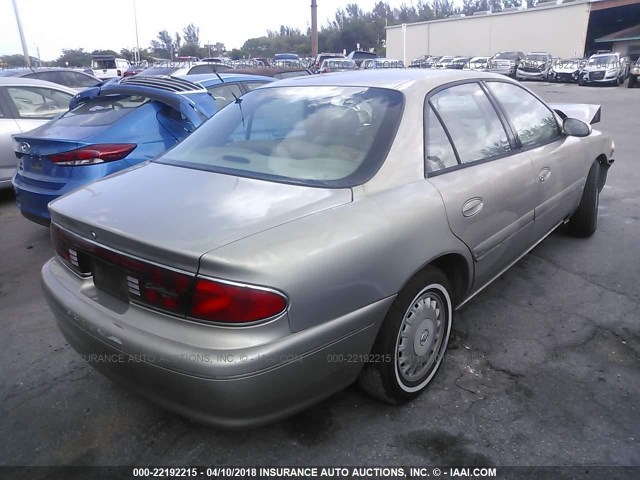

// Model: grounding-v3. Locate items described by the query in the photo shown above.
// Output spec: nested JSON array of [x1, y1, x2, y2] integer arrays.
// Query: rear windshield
[[93, 60, 116, 69], [524, 54, 547, 61], [351, 52, 376, 59], [323, 60, 355, 69], [56, 95, 151, 127], [158, 86, 404, 187]]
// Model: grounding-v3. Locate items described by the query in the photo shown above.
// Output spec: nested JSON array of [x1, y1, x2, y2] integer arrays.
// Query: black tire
[[578, 77, 586, 86], [568, 161, 600, 238], [629, 76, 637, 88], [358, 267, 453, 404]]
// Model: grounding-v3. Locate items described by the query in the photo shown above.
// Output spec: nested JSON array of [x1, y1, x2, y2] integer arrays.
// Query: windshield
[[524, 54, 547, 61], [158, 86, 404, 187], [588, 55, 617, 66]]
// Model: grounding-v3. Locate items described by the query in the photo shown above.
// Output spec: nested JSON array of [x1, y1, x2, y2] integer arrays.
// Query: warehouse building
[[385, 0, 640, 63]]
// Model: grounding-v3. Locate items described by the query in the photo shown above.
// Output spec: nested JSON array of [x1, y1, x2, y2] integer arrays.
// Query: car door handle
[[539, 167, 551, 182], [462, 197, 484, 217]]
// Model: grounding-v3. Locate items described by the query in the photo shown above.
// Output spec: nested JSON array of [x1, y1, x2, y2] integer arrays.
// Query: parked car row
[[411, 51, 636, 87]]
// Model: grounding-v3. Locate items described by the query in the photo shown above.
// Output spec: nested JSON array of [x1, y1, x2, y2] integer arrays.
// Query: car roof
[[270, 69, 511, 92], [181, 73, 275, 84], [0, 67, 94, 76], [0, 76, 77, 93]]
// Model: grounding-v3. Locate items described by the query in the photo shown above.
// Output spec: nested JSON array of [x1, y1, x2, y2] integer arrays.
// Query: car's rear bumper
[[42, 257, 394, 428]]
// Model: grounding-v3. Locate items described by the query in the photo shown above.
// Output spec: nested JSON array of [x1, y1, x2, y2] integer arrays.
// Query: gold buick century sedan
[[42, 69, 614, 427]]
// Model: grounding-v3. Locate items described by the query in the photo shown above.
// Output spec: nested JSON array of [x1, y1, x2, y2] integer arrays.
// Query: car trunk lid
[[49, 162, 352, 273]]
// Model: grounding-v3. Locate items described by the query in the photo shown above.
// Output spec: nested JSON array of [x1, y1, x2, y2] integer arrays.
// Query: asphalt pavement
[[0, 81, 638, 469]]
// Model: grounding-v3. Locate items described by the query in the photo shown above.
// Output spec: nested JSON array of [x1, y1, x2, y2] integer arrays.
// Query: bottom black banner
[[1, 466, 638, 480]]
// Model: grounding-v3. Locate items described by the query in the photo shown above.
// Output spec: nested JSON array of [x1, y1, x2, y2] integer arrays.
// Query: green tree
[[150, 30, 176, 58], [91, 49, 118, 57], [183, 23, 200, 46], [55, 48, 92, 67]]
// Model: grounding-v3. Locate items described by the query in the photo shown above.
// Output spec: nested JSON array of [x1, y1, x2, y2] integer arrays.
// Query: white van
[[91, 56, 130, 80]]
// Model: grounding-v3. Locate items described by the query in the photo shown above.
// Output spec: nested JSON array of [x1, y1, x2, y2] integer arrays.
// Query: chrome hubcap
[[397, 292, 445, 383]]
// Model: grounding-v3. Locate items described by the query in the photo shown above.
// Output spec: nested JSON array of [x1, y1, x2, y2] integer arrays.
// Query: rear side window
[[486, 82, 559, 148], [61, 72, 99, 87], [56, 95, 150, 126], [430, 83, 510, 164], [244, 82, 268, 91], [206, 84, 243, 110], [26, 71, 61, 84], [6, 87, 73, 119], [425, 108, 458, 173]]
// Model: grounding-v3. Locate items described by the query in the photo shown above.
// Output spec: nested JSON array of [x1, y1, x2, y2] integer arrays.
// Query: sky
[[0, 0, 402, 61]]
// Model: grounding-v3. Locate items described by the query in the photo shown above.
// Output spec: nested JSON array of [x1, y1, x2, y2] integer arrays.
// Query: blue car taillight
[[50, 223, 288, 324], [49, 143, 137, 166]]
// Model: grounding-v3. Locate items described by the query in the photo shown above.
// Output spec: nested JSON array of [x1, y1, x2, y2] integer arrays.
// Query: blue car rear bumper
[[12, 160, 135, 225]]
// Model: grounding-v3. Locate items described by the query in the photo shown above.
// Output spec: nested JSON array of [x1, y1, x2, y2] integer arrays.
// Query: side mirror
[[563, 117, 591, 137]]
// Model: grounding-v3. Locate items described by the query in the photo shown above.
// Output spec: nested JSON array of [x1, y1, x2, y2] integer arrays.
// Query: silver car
[[579, 53, 629, 86], [0, 78, 75, 189], [42, 70, 614, 428]]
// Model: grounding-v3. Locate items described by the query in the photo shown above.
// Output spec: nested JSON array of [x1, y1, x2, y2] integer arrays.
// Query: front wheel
[[567, 161, 600, 238], [629, 76, 637, 88], [358, 267, 453, 404]]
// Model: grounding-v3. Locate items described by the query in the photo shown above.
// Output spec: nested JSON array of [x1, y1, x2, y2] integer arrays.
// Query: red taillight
[[49, 144, 137, 166], [51, 223, 287, 324], [190, 277, 287, 323]]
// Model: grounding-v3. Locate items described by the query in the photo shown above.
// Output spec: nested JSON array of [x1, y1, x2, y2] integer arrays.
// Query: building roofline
[[386, 0, 595, 30]]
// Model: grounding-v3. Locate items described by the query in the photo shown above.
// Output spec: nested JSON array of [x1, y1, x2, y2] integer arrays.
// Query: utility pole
[[133, 0, 141, 63], [311, 0, 318, 57], [11, 0, 31, 67]]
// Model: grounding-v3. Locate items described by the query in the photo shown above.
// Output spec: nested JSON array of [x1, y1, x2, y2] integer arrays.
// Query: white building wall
[[386, 3, 592, 63]]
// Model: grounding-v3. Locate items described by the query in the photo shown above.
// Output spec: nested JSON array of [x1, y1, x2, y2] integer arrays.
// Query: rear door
[[424, 82, 537, 290], [485, 81, 587, 237], [0, 89, 21, 179]]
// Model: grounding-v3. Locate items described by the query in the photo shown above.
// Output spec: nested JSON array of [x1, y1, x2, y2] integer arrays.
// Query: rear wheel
[[358, 267, 453, 404], [567, 161, 600, 238]]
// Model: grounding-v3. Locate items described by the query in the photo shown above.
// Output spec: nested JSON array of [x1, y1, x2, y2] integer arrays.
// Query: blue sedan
[[12, 74, 273, 225]]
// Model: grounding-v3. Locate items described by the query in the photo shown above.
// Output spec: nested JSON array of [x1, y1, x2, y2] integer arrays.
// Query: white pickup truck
[[91, 55, 130, 80]]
